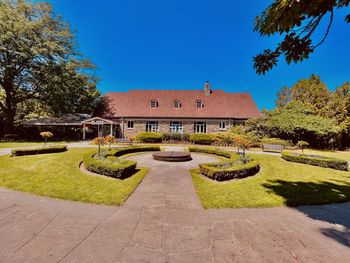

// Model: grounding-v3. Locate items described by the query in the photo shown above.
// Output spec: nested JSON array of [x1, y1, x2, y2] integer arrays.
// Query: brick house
[[103, 82, 261, 138]]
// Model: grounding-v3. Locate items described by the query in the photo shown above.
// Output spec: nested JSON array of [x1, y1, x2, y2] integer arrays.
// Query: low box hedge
[[135, 132, 163, 143], [84, 146, 160, 178], [189, 134, 214, 145], [199, 160, 260, 181], [282, 151, 349, 171], [11, 145, 67, 156], [189, 147, 259, 181], [188, 147, 237, 160], [111, 146, 161, 156], [83, 155, 137, 179]]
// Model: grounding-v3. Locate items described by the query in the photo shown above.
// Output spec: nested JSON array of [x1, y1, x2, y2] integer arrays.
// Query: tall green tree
[[254, 0, 350, 74], [0, 0, 101, 134], [275, 85, 291, 108]]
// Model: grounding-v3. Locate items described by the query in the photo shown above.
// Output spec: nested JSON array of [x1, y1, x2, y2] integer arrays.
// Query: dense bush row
[[282, 151, 349, 171], [189, 147, 260, 181], [135, 132, 163, 143], [189, 134, 214, 145], [11, 145, 67, 156], [83, 146, 160, 178]]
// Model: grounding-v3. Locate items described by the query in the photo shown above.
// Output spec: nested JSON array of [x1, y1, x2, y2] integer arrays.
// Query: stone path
[[0, 149, 350, 262]]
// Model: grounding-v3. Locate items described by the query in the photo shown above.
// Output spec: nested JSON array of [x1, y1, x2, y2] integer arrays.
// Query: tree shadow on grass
[[263, 179, 350, 247]]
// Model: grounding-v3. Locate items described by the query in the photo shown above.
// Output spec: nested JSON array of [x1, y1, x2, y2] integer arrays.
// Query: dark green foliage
[[11, 145, 67, 156], [188, 147, 237, 159], [84, 146, 160, 178], [282, 151, 348, 171], [189, 147, 260, 181], [162, 132, 183, 141], [189, 134, 214, 145], [83, 155, 137, 179], [111, 146, 160, 157], [135, 132, 163, 143], [199, 160, 260, 181], [254, 1, 350, 74]]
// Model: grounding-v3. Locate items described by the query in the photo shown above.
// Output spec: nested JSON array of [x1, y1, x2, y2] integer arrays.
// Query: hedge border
[[282, 151, 349, 171], [189, 147, 260, 181], [11, 145, 68, 156], [83, 146, 161, 179]]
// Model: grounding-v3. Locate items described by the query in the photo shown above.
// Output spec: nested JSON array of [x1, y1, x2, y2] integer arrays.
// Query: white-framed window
[[196, 100, 203, 109], [127, 120, 134, 129], [173, 100, 181, 109], [194, 121, 207, 133], [170, 121, 183, 133], [146, 121, 159, 132], [150, 100, 158, 108], [219, 121, 226, 130]]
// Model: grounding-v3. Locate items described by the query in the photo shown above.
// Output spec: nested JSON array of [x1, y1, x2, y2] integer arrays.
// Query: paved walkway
[[1, 149, 350, 262]]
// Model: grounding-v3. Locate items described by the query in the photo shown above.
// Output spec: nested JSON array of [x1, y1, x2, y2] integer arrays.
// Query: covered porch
[[81, 117, 120, 140]]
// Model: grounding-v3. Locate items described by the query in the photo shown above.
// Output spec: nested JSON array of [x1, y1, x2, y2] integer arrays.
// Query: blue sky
[[45, 0, 350, 109]]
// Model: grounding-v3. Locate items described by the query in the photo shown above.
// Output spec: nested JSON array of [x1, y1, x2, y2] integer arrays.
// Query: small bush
[[84, 154, 137, 179], [162, 132, 182, 141], [261, 138, 292, 146], [135, 132, 163, 143], [11, 145, 67, 156], [189, 134, 214, 145], [189, 147, 259, 181], [282, 151, 348, 171], [111, 146, 160, 157]]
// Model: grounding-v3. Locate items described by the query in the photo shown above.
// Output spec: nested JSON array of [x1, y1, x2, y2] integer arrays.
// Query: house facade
[[103, 82, 261, 138]]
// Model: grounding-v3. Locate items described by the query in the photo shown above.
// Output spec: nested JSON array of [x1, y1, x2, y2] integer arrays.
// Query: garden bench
[[262, 144, 284, 153], [116, 138, 131, 143]]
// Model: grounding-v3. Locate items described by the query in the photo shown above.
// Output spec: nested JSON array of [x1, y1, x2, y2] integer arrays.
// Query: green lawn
[[191, 154, 350, 208], [0, 148, 148, 205], [290, 148, 350, 161]]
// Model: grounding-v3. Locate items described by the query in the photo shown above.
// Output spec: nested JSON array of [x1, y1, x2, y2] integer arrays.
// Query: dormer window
[[196, 100, 203, 109], [173, 100, 181, 109], [150, 99, 158, 108]]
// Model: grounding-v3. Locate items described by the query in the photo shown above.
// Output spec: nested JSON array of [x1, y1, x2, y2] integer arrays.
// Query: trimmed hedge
[[11, 145, 67, 156], [189, 134, 214, 145], [282, 151, 349, 171], [189, 147, 260, 181], [188, 147, 237, 160], [111, 146, 161, 157], [199, 160, 260, 181], [84, 146, 161, 178], [135, 132, 163, 143]]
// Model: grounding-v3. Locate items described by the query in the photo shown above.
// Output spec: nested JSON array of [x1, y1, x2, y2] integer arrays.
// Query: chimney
[[204, 81, 211, 95]]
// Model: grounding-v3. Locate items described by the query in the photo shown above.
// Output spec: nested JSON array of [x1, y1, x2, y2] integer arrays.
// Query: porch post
[[83, 124, 86, 140], [110, 124, 113, 136]]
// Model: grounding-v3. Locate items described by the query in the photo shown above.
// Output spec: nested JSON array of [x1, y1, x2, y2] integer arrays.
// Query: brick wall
[[120, 119, 235, 138]]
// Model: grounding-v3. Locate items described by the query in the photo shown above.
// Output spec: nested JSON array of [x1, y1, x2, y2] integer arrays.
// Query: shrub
[[111, 146, 160, 157], [92, 137, 106, 156], [11, 145, 67, 156], [135, 132, 163, 143], [282, 151, 348, 171], [162, 132, 182, 141], [40, 131, 53, 144], [297, 140, 310, 154], [189, 147, 260, 181], [104, 135, 116, 151], [189, 134, 214, 145], [182, 132, 190, 142], [83, 146, 160, 178], [199, 160, 260, 181], [233, 135, 254, 158], [84, 154, 137, 179], [261, 137, 292, 147]]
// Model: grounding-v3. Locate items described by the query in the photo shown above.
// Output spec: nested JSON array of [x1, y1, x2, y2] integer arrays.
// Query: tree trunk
[[2, 81, 17, 135]]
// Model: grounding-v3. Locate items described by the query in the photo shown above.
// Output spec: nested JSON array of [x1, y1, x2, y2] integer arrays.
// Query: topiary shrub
[[11, 145, 67, 156], [83, 154, 137, 179], [282, 151, 348, 171], [83, 146, 160, 178], [135, 132, 163, 143], [189, 147, 260, 181], [189, 134, 214, 145]]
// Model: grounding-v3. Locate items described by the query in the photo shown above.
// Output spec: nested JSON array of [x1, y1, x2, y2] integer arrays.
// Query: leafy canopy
[[254, 0, 350, 74]]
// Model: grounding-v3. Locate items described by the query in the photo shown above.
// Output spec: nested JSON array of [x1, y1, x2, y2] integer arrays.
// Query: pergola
[[81, 117, 118, 140]]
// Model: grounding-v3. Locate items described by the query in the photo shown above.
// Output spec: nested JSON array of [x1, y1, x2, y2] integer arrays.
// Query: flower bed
[[83, 146, 161, 178], [282, 151, 349, 171], [189, 147, 260, 181], [11, 145, 67, 156]]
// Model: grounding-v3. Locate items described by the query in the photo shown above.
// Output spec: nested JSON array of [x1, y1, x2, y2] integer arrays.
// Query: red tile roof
[[104, 90, 261, 119]]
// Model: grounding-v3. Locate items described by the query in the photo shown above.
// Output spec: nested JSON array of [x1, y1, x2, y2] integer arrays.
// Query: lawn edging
[[282, 151, 349, 171]]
